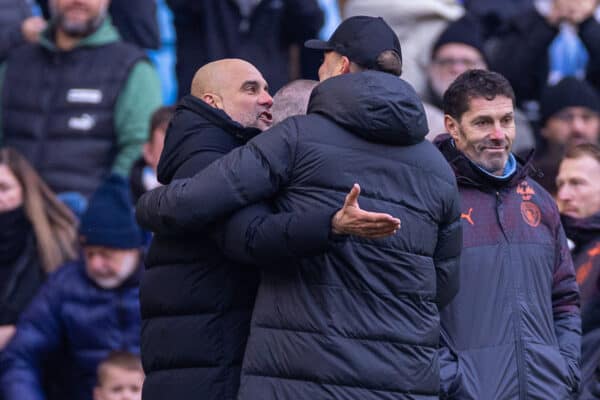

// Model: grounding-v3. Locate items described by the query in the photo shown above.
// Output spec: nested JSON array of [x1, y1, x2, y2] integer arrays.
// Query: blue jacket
[[137, 71, 462, 399], [0, 260, 142, 400], [436, 135, 581, 399]]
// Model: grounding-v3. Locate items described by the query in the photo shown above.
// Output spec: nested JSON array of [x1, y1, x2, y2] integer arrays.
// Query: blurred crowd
[[0, 0, 600, 400]]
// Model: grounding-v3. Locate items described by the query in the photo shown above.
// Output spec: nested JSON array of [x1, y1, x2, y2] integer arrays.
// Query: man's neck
[[55, 30, 81, 51]]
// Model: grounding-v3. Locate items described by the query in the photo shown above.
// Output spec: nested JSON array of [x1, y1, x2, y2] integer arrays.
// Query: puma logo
[[461, 208, 474, 225]]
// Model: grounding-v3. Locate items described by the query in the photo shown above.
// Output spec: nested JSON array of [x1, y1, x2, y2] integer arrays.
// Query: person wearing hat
[[534, 77, 600, 194], [137, 15, 462, 400], [0, 174, 143, 400], [422, 14, 535, 153]]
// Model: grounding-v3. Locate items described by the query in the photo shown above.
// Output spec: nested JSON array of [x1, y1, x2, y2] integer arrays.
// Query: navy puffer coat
[[137, 71, 463, 399]]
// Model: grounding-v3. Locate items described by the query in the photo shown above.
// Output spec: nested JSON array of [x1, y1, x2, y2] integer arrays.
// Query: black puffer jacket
[[139, 95, 335, 400], [137, 71, 462, 399]]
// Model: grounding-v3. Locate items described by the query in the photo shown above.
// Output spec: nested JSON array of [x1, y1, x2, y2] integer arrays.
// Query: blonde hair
[[0, 147, 78, 273], [96, 351, 144, 386]]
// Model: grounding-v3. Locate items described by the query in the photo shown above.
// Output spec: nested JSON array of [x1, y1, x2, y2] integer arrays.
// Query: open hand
[[331, 184, 401, 238]]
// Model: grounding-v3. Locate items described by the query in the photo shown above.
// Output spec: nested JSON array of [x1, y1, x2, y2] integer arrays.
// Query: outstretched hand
[[331, 184, 401, 238]]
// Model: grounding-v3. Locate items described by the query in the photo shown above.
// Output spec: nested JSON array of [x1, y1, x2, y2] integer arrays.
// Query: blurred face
[[542, 106, 600, 146], [94, 366, 144, 400], [429, 43, 487, 98], [217, 64, 273, 131], [0, 165, 23, 213], [51, 0, 109, 37], [143, 125, 166, 172], [446, 95, 516, 175], [318, 51, 346, 82], [84, 246, 139, 289], [556, 155, 600, 219]]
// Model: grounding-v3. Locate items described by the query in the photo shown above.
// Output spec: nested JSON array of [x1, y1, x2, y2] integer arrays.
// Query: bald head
[[190, 59, 274, 130], [271, 79, 318, 125]]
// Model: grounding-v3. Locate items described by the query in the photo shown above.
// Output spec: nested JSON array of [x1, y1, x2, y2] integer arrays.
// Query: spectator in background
[[491, 0, 600, 110], [0, 0, 46, 61], [94, 351, 144, 400], [36, 0, 160, 49], [0, 147, 78, 351], [556, 143, 600, 333], [0, 175, 144, 400], [423, 14, 535, 151], [436, 70, 580, 399], [165, 0, 324, 98], [342, 0, 464, 97], [129, 106, 175, 204], [270, 79, 318, 125], [534, 77, 600, 194], [0, 0, 162, 214]]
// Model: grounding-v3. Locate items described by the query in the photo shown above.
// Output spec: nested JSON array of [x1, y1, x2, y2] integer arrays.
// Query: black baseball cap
[[305, 16, 402, 69]]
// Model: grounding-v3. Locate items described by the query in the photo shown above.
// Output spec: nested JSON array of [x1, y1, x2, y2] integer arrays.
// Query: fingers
[[344, 183, 361, 208]]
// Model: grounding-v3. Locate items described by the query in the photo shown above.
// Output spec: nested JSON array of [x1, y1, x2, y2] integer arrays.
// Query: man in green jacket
[[0, 0, 161, 212]]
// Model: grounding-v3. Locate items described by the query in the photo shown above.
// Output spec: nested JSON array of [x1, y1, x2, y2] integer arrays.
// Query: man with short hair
[[138, 16, 462, 400], [270, 79, 318, 125], [0, 174, 144, 400], [0, 0, 162, 205], [423, 15, 535, 150], [557, 143, 600, 330], [139, 57, 400, 400], [535, 77, 600, 194], [435, 69, 581, 399]]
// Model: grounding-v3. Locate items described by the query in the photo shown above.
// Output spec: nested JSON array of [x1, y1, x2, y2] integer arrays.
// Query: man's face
[[218, 64, 273, 131], [318, 51, 345, 82], [84, 246, 139, 289], [51, 0, 109, 37], [542, 106, 600, 147], [446, 95, 516, 175], [0, 165, 23, 213], [94, 366, 144, 400], [429, 43, 486, 98], [556, 154, 600, 219], [143, 125, 167, 172]]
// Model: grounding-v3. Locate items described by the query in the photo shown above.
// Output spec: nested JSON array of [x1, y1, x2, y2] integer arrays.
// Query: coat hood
[[157, 95, 260, 183], [307, 71, 428, 145]]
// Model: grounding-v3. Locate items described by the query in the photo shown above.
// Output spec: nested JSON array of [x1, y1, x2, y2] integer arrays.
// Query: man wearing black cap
[[305, 16, 403, 80], [534, 77, 600, 194], [0, 174, 143, 400], [137, 15, 462, 400]]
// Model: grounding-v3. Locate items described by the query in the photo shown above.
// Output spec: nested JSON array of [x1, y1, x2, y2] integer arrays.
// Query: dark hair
[[149, 106, 175, 142], [564, 142, 600, 164], [96, 351, 143, 386], [443, 69, 515, 120], [352, 50, 403, 76]]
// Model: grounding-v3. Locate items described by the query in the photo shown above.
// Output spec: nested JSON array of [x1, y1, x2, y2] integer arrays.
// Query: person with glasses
[[422, 14, 535, 154]]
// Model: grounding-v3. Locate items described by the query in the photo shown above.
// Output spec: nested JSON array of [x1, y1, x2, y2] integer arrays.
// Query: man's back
[[136, 71, 461, 399]]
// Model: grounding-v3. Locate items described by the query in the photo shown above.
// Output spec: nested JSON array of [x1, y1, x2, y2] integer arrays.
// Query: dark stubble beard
[[55, 11, 106, 38]]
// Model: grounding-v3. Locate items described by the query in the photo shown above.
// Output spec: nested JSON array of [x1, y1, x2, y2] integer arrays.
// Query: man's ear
[[340, 56, 351, 75], [445, 115, 460, 141], [201, 93, 222, 109]]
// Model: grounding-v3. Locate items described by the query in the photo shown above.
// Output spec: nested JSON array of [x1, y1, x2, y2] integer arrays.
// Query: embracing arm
[[214, 184, 400, 264]]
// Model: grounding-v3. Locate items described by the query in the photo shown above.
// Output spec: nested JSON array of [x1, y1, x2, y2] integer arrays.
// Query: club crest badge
[[517, 181, 541, 227]]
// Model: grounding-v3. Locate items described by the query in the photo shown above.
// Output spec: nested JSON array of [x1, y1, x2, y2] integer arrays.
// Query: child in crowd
[[94, 351, 144, 400]]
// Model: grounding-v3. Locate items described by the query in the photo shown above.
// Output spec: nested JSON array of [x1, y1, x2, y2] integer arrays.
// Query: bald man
[[139, 59, 399, 400]]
